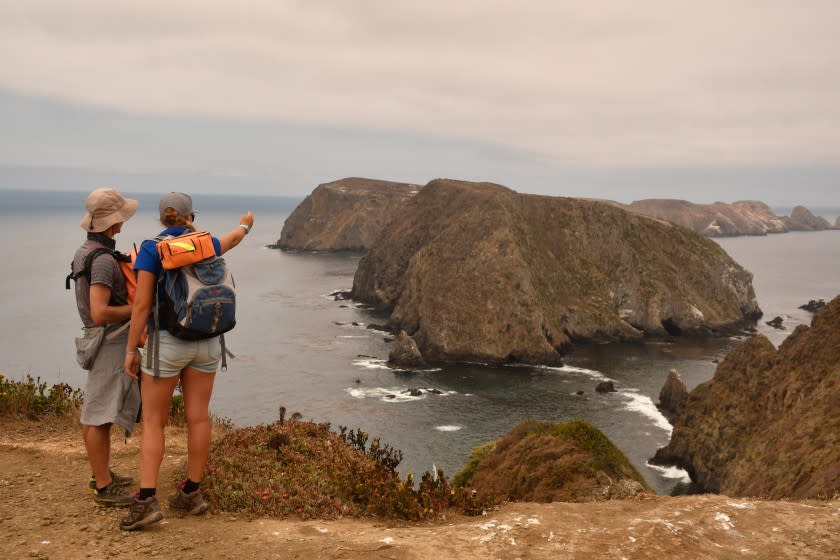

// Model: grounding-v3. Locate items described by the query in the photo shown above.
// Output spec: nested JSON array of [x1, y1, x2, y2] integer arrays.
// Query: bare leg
[[179, 367, 216, 482], [138, 373, 180, 489], [83, 423, 113, 487]]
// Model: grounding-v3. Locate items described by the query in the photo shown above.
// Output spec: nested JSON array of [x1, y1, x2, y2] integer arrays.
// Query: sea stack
[[352, 179, 762, 365], [784, 206, 832, 231], [657, 369, 688, 420]]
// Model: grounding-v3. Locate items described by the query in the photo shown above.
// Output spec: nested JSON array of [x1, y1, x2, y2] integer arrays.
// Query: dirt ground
[[1, 418, 839, 560]]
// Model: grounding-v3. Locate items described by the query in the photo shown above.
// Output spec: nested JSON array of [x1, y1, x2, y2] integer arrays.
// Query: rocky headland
[[273, 177, 420, 251], [622, 199, 833, 237], [351, 179, 762, 365], [652, 295, 840, 498]]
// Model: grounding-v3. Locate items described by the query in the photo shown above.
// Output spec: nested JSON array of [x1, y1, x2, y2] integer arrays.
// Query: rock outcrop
[[388, 330, 428, 369], [657, 369, 688, 420], [352, 179, 762, 365], [765, 315, 785, 329], [784, 205, 833, 231], [623, 199, 832, 237], [652, 295, 840, 499], [799, 299, 827, 313], [274, 177, 420, 251], [595, 381, 617, 393], [453, 419, 650, 504]]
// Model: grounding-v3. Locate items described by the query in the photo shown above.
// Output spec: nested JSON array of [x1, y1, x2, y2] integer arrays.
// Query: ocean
[[1, 189, 838, 495]]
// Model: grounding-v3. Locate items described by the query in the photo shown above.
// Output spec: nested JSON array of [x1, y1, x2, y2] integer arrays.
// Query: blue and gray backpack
[[147, 233, 236, 376]]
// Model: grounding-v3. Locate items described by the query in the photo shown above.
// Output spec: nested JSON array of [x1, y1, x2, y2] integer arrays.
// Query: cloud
[[0, 1, 839, 166]]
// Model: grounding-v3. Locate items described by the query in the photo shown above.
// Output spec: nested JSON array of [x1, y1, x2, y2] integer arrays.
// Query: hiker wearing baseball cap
[[70, 187, 141, 508], [120, 192, 254, 530]]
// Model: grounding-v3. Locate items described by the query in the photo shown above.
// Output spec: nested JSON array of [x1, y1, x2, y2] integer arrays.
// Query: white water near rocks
[[1, 191, 838, 495]]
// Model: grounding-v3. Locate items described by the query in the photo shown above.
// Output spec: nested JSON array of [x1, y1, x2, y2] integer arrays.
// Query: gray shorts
[[80, 330, 140, 435], [141, 329, 221, 378]]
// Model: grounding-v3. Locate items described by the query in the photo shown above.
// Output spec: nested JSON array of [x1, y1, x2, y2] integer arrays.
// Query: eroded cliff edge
[[653, 296, 840, 498], [274, 177, 420, 251], [351, 179, 762, 365]]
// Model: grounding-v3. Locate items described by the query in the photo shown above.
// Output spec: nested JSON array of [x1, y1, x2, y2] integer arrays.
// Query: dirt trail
[[1, 418, 839, 559]]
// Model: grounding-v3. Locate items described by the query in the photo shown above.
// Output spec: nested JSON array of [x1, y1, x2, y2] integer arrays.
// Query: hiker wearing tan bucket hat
[[80, 187, 139, 233], [69, 187, 141, 509]]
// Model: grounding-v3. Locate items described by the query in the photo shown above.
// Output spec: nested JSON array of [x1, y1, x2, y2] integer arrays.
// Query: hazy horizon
[[2, 3, 838, 206]]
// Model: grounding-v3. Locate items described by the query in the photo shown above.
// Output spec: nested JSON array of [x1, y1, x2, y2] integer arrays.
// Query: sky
[[1, 1, 839, 205]]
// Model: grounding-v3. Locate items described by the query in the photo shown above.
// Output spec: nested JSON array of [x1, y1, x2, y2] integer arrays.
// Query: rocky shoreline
[[652, 295, 840, 498]]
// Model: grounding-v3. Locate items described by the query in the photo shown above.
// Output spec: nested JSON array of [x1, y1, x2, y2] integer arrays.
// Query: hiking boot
[[88, 469, 133, 494], [168, 482, 209, 516], [92, 481, 135, 508], [120, 496, 163, 531]]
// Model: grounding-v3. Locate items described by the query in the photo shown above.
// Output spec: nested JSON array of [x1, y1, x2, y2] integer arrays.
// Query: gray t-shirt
[[72, 240, 128, 328]]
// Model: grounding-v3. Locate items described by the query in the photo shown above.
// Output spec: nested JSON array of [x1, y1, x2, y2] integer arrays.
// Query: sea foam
[[352, 358, 391, 370], [646, 462, 691, 482], [345, 386, 456, 403], [434, 425, 463, 432], [619, 389, 673, 434], [535, 364, 612, 381]]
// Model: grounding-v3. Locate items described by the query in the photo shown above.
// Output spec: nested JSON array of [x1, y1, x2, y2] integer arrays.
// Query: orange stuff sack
[[118, 249, 138, 304], [117, 248, 147, 348], [157, 231, 216, 270]]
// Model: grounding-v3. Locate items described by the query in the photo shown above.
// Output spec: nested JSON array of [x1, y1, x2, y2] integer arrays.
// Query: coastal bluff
[[622, 199, 833, 237], [351, 179, 762, 365], [653, 295, 840, 499], [274, 177, 420, 251]]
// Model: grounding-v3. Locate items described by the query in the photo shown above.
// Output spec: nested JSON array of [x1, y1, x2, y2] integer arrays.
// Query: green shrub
[[201, 410, 456, 520], [0, 373, 83, 419]]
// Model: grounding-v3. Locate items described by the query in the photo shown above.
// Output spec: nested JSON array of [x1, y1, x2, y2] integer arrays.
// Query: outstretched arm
[[219, 211, 254, 254]]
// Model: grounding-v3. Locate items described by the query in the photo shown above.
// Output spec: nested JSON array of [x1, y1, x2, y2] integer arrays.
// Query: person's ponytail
[[161, 207, 196, 232]]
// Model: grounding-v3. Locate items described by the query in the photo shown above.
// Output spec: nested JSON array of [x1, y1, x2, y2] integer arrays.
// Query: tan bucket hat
[[80, 188, 139, 232]]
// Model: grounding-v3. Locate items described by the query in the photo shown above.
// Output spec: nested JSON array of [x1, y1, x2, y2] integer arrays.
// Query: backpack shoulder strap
[[66, 246, 131, 289], [146, 234, 171, 378], [66, 247, 117, 290]]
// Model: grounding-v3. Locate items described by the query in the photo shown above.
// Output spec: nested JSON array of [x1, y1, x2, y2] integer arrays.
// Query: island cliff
[[652, 296, 840, 498], [351, 179, 761, 365], [274, 177, 420, 251], [623, 199, 833, 237]]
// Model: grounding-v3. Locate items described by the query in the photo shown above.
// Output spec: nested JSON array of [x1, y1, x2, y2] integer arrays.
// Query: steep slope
[[352, 179, 761, 365], [275, 177, 420, 251], [653, 296, 840, 498]]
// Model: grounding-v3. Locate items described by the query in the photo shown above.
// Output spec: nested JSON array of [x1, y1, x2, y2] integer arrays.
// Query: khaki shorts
[[81, 330, 140, 434], [141, 329, 221, 378]]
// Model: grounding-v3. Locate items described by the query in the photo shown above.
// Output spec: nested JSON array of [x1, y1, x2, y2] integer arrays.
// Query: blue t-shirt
[[134, 226, 222, 329]]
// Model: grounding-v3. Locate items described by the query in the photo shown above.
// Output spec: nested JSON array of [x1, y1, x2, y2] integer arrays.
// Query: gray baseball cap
[[159, 192, 195, 219]]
